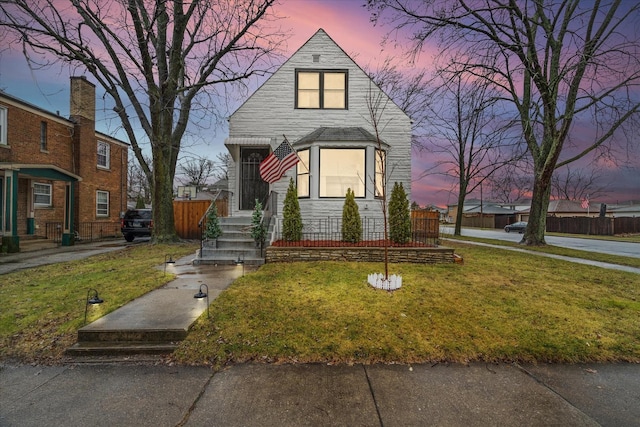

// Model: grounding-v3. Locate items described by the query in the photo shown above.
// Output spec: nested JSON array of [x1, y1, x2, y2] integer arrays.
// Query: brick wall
[[265, 246, 456, 264], [1, 76, 128, 235]]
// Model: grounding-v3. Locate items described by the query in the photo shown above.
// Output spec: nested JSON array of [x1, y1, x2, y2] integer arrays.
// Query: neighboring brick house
[[224, 29, 412, 220], [0, 76, 128, 251]]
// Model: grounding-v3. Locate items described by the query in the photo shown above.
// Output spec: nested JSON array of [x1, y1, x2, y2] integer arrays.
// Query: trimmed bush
[[341, 188, 362, 243], [251, 200, 267, 246], [282, 178, 303, 241], [204, 203, 222, 240], [389, 182, 411, 244]]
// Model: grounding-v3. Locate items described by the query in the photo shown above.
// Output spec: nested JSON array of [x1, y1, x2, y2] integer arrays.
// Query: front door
[[240, 147, 270, 211]]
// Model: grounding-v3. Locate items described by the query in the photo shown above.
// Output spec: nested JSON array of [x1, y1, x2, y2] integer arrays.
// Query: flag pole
[[283, 134, 309, 173]]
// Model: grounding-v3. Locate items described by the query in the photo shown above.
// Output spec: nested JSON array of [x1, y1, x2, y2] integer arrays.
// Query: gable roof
[[229, 28, 410, 122]]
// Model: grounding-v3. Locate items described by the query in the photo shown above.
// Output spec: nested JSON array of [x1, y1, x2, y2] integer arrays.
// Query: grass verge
[[173, 241, 640, 368], [445, 235, 640, 269], [0, 243, 197, 364]]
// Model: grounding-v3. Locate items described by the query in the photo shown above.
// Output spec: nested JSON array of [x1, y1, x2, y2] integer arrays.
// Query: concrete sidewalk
[[2, 361, 639, 426]]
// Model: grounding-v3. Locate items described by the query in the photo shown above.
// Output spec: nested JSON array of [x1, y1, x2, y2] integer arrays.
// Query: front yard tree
[[370, 1, 640, 245], [282, 178, 302, 241], [416, 69, 521, 236], [1, 0, 283, 242]]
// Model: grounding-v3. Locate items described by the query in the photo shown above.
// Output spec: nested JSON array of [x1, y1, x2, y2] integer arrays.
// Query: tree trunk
[[454, 180, 467, 236], [151, 127, 179, 243], [521, 164, 553, 246]]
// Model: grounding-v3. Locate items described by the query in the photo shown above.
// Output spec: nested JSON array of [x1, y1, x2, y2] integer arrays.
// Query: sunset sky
[[1, 0, 638, 207]]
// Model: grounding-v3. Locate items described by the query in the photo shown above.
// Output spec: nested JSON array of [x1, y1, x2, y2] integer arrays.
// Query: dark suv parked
[[121, 209, 153, 242]]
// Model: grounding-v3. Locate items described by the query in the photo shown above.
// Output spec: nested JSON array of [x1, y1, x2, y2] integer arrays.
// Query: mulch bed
[[271, 239, 435, 248]]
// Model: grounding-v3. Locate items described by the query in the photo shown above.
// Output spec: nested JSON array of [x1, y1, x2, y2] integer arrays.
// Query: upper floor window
[[319, 148, 365, 197], [34, 183, 52, 207], [96, 190, 109, 217], [296, 70, 347, 109], [0, 106, 7, 145], [97, 141, 110, 169], [40, 121, 48, 151], [297, 149, 310, 198]]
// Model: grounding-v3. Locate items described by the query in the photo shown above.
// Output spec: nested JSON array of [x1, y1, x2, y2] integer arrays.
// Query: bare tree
[[369, 0, 640, 245], [214, 152, 231, 182], [415, 68, 522, 235], [177, 157, 216, 189], [128, 154, 151, 206], [551, 167, 606, 201], [486, 164, 533, 205], [1, 0, 284, 242]]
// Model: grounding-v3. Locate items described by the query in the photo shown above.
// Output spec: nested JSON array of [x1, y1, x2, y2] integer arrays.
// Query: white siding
[[227, 29, 411, 220]]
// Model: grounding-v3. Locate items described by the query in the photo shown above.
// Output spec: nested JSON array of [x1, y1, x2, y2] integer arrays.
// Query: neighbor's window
[[0, 106, 7, 145], [375, 149, 386, 198], [297, 149, 310, 198], [319, 148, 365, 197], [40, 121, 47, 151], [96, 190, 109, 216], [296, 70, 347, 109], [97, 141, 110, 168], [34, 183, 52, 207]]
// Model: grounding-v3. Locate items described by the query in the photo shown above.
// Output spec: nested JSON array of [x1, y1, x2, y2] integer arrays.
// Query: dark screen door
[[240, 147, 270, 211]]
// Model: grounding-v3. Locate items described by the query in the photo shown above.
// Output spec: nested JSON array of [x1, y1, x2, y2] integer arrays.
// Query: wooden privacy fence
[[173, 199, 228, 239], [411, 210, 439, 240], [545, 216, 640, 236]]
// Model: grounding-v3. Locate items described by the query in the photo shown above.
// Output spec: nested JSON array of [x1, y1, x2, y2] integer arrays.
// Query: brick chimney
[[70, 76, 95, 122]]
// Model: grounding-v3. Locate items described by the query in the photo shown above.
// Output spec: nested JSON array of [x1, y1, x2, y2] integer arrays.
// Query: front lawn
[[173, 241, 640, 367], [0, 243, 197, 363]]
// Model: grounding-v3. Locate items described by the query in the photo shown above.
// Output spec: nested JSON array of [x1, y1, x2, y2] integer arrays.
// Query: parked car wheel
[[124, 233, 135, 242]]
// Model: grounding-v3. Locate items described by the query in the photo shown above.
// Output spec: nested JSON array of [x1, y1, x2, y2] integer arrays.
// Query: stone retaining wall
[[265, 246, 455, 264]]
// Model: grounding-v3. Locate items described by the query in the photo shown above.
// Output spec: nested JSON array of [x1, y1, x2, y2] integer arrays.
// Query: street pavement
[[1, 236, 639, 426]]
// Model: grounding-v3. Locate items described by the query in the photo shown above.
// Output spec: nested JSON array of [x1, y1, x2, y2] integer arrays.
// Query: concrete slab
[[366, 363, 598, 426], [0, 364, 212, 427], [186, 363, 380, 427], [523, 363, 640, 427]]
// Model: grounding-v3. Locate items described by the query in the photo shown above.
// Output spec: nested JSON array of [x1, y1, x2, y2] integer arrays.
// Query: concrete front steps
[[194, 216, 273, 266], [66, 328, 187, 356]]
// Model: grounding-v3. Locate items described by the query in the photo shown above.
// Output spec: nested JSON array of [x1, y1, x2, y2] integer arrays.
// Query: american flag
[[259, 140, 299, 184], [581, 196, 589, 209]]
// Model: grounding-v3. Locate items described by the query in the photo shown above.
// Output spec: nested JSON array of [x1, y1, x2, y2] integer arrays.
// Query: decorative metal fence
[[44, 222, 120, 243], [272, 215, 439, 247]]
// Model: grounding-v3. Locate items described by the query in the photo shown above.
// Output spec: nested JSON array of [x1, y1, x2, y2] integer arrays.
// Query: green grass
[[444, 235, 640, 269], [0, 243, 197, 363], [2, 240, 639, 367], [173, 241, 640, 368]]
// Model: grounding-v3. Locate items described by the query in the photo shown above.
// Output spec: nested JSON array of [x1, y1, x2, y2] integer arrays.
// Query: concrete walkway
[[2, 240, 640, 426]]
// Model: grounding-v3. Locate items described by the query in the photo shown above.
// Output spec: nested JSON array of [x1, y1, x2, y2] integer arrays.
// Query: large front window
[[297, 149, 310, 198], [296, 70, 347, 109], [320, 148, 365, 197]]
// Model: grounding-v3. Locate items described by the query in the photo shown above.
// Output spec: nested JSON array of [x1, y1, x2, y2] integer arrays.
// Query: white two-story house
[[224, 28, 412, 226]]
